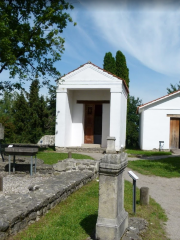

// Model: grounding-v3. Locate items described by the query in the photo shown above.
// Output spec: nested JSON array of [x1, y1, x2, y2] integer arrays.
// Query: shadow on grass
[[129, 157, 180, 177], [38, 146, 56, 152], [80, 214, 97, 238], [150, 157, 180, 173]]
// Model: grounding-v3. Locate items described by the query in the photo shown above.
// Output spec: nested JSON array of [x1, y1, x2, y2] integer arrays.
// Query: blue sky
[[56, 0, 180, 103], [2, 0, 180, 104]]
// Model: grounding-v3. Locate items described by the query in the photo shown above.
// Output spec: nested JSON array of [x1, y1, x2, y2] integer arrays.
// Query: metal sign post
[[128, 171, 139, 214]]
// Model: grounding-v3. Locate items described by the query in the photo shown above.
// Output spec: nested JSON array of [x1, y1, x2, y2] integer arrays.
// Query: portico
[[55, 62, 128, 151]]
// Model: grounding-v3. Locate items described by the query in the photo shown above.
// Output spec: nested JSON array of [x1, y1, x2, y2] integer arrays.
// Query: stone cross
[[96, 150, 128, 240]]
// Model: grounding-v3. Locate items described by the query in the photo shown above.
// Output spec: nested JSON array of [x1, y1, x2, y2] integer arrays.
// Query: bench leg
[[35, 155, 36, 174], [13, 155, 15, 173], [9, 155, 11, 174], [30, 156, 33, 176]]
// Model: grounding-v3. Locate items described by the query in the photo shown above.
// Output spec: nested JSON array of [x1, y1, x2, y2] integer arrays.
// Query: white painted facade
[[55, 62, 128, 151], [138, 91, 180, 150]]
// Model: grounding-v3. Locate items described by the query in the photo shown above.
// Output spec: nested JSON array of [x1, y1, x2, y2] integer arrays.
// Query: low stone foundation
[[53, 159, 99, 176], [0, 171, 96, 240], [55, 146, 106, 153]]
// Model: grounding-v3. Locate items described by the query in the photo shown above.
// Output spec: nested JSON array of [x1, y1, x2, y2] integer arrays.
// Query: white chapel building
[[55, 62, 129, 151], [138, 90, 180, 150]]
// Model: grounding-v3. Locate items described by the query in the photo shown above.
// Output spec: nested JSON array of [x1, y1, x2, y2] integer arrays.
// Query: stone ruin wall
[[0, 159, 100, 240]]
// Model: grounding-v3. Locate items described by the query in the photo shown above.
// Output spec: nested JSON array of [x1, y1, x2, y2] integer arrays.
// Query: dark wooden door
[[170, 118, 180, 149], [84, 104, 95, 143]]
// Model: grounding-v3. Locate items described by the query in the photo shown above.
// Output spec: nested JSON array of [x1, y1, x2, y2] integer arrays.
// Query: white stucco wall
[[65, 90, 73, 146], [139, 94, 180, 150], [55, 89, 68, 147], [120, 85, 128, 148], [109, 84, 128, 150]]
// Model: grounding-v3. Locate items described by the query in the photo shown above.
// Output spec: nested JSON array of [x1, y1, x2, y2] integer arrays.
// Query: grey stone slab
[[0, 171, 95, 239], [5, 147, 38, 156]]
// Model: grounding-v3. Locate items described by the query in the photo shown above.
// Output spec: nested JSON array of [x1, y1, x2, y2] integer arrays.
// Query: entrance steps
[[81, 144, 101, 148], [171, 149, 180, 155]]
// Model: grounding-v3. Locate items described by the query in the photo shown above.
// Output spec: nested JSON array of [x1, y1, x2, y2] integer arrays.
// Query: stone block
[[19, 218, 28, 231], [106, 137, 116, 154], [0, 220, 9, 232], [87, 167, 94, 172], [0, 232, 7, 240], [53, 162, 68, 172], [29, 212, 37, 221], [37, 209, 43, 216], [78, 165, 86, 171], [140, 187, 149, 205]]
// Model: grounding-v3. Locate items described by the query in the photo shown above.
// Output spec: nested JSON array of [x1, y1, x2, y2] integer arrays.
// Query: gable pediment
[[60, 63, 122, 84]]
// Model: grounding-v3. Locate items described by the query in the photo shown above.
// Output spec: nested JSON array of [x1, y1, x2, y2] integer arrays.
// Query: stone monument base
[[96, 210, 128, 240]]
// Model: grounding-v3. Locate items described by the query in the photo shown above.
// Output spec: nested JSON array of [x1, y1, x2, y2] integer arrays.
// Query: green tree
[[0, 0, 76, 92], [167, 81, 180, 94], [28, 79, 42, 143], [12, 91, 30, 142], [126, 96, 142, 148], [115, 50, 130, 87], [39, 95, 50, 134], [103, 52, 116, 74], [0, 91, 17, 142], [0, 91, 16, 116], [46, 85, 57, 134]]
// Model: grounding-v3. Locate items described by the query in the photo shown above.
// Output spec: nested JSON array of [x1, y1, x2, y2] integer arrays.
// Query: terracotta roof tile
[[59, 61, 129, 94]]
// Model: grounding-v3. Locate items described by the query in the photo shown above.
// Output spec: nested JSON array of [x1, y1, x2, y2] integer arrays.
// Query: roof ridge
[[137, 89, 180, 112]]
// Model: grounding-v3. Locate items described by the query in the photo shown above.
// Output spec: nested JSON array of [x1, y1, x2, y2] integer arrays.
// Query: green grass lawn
[[11, 180, 168, 240], [128, 157, 180, 178], [37, 152, 94, 165], [126, 149, 172, 156]]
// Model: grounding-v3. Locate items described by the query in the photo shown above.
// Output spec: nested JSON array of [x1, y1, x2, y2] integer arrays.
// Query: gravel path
[[124, 167, 180, 240]]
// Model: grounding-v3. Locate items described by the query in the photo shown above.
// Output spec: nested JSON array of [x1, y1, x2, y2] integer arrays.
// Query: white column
[[55, 88, 68, 147], [102, 104, 110, 148], [110, 87, 122, 151]]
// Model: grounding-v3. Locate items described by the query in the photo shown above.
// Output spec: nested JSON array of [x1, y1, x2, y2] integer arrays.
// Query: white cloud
[[81, 1, 180, 76]]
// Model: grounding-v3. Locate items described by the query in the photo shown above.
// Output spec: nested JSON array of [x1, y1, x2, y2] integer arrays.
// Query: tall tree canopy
[[103, 50, 130, 87], [167, 81, 180, 94], [103, 52, 116, 75], [115, 50, 130, 88], [0, 0, 75, 91], [0, 82, 55, 143]]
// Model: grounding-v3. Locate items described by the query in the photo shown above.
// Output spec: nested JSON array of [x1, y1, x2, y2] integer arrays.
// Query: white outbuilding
[[138, 90, 180, 150], [55, 62, 129, 151]]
